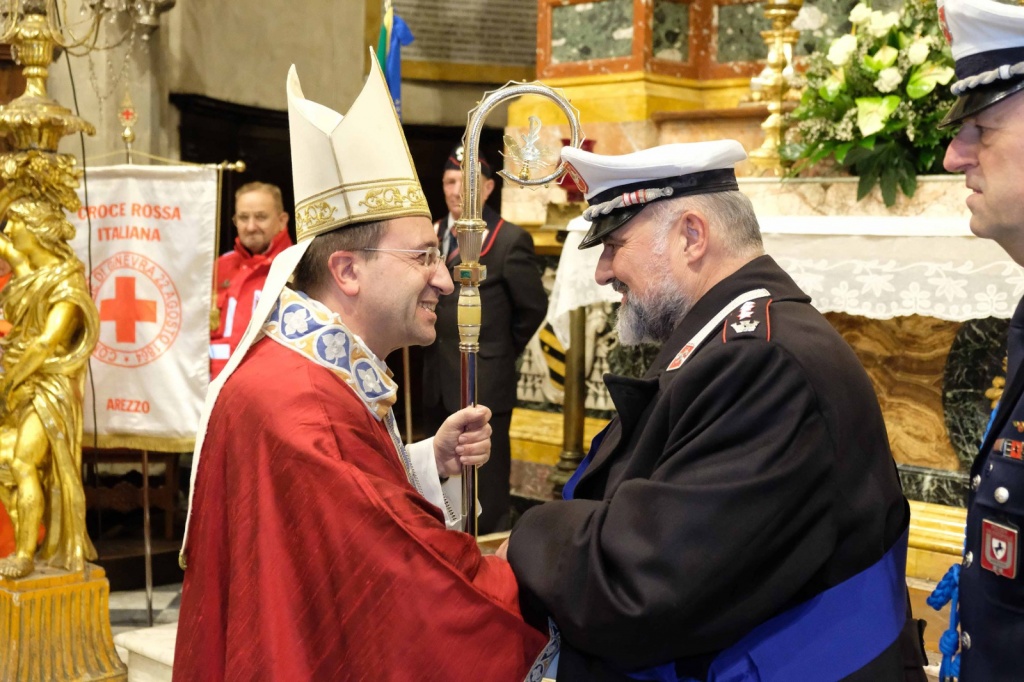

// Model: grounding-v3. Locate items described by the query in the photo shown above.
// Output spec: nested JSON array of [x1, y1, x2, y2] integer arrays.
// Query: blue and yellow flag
[[376, 3, 414, 120]]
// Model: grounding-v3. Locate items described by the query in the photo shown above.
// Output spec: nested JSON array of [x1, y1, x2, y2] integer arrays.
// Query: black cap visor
[[939, 77, 1024, 129], [578, 206, 645, 249], [576, 168, 739, 250]]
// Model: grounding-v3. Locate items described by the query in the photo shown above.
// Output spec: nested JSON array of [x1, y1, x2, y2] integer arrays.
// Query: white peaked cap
[[561, 140, 748, 249], [286, 51, 429, 241], [940, 0, 1024, 62], [937, 0, 1024, 127], [562, 140, 747, 202]]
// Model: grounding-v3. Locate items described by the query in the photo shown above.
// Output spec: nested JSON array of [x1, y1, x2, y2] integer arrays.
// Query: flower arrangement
[[782, 0, 957, 206]]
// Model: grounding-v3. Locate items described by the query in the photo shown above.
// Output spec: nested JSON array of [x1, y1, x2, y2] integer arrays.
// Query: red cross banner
[[69, 165, 218, 451]]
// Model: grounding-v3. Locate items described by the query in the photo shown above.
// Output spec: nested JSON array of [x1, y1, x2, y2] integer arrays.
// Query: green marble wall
[[718, 2, 771, 63], [719, 0, 907, 64], [653, 0, 690, 62], [548, 0, 910, 67], [551, 0, 634, 64]]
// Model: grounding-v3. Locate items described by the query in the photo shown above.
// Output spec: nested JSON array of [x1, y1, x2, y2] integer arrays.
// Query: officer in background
[[501, 139, 927, 680], [935, 0, 1024, 678], [423, 146, 548, 534]]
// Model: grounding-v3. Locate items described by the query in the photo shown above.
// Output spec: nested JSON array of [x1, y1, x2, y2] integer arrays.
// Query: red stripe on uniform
[[765, 298, 773, 341], [479, 219, 505, 258]]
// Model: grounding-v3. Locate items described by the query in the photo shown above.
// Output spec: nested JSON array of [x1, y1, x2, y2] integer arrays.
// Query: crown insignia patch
[[730, 320, 759, 334]]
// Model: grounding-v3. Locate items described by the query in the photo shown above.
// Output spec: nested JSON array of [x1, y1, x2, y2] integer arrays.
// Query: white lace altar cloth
[[548, 213, 1024, 349]]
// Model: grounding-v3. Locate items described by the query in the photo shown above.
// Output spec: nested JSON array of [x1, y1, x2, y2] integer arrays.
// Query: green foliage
[[782, 0, 957, 206], [607, 339, 660, 379]]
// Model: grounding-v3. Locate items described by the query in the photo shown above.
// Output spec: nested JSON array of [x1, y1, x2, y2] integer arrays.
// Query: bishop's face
[[357, 216, 454, 357]]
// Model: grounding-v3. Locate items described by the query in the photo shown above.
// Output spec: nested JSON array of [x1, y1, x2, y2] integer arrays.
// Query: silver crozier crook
[[456, 82, 582, 535]]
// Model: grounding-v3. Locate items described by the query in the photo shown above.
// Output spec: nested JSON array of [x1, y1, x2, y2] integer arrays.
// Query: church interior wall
[[46, 1, 512, 167]]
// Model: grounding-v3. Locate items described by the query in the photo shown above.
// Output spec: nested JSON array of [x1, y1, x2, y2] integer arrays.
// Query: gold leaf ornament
[[296, 201, 338, 232], [359, 186, 426, 213]]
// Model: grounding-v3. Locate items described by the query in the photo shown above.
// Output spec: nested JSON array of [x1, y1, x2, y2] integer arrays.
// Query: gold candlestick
[[749, 0, 804, 175], [0, 1, 124, 678]]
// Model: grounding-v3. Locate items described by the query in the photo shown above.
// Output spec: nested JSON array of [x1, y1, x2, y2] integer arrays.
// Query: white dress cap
[[561, 140, 748, 249], [937, 0, 1024, 126], [562, 140, 747, 202]]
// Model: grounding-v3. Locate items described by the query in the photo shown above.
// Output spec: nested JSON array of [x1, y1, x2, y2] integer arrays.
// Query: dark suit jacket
[[423, 206, 548, 415], [508, 256, 919, 681]]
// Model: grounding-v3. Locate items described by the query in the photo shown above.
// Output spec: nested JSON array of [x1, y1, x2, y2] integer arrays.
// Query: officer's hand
[[434, 404, 492, 478]]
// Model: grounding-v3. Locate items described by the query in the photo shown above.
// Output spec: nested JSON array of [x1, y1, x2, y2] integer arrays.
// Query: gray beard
[[615, 282, 691, 346]]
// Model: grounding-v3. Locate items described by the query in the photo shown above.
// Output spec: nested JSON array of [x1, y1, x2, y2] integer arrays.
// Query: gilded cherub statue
[[0, 197, 98, 579]]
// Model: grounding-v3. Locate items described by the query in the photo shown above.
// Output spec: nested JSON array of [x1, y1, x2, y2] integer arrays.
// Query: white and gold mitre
[[287, 53, 429, 242]]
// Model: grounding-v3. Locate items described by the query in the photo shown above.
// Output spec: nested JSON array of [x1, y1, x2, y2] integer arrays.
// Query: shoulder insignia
[[722, 298, 772, 343], [666, 344, 696, 372]]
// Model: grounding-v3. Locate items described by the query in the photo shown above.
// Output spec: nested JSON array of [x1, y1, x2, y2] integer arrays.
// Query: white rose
[[849, 3, 872, 24], [827, 34, 858, 66], [793, 4, 827, 31], [868, 10, 900, 38], [907, 39, 931, 65], [874, 67, 903, 93]]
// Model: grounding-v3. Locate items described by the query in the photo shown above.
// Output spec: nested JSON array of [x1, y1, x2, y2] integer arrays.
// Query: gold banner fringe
[[83, 434, 195, 453]]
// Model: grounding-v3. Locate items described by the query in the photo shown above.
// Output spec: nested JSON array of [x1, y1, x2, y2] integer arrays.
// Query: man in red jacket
[[209, 181, 293, 378]]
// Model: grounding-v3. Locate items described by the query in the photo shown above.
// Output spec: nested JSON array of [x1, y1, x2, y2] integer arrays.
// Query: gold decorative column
[[548, 307, 586, 498], [748, 0, 804, 173], [0, 1, 124, 679]]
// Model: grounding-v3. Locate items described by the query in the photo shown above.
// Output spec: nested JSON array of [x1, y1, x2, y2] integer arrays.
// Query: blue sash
[[629, 528, 909, 682], [564, 422, 908, 682], [562, 425, 609, 501]]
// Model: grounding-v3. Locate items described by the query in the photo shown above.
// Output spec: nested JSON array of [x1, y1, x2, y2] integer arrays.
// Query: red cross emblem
[[99, 276, 157, 343]]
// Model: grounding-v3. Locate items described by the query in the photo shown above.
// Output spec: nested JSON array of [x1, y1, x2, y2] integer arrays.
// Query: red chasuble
[[174, 339, 546, 681]]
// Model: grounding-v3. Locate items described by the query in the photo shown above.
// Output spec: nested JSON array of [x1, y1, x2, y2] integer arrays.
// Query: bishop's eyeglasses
[[358, 246, 442, 272]]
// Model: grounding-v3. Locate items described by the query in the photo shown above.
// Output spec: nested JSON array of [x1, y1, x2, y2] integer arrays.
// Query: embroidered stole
[[263, 287, 425, 496]]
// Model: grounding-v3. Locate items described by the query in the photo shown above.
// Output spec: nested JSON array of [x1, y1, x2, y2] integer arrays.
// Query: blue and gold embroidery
[[264, 288, 398, 419]]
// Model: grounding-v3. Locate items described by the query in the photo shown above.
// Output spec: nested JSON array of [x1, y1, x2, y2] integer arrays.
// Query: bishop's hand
[[433, 404, 492, 478]]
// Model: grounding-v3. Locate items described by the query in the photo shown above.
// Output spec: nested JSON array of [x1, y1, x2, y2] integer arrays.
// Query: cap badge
[[564, 161, 588, 194], [938, 6, 952, 46]]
